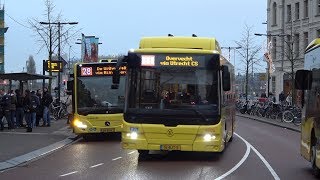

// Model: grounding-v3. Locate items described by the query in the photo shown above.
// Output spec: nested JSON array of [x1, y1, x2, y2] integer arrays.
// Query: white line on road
[[215, 136, 251, 180], [128, 151, 135, 155], [59, 171, 78, 177], [112, 157, 122, 161], [90, 163, 104, 168], [235, 133, 280, 180]]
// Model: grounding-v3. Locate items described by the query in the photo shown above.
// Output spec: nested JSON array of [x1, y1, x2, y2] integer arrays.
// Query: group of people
[[0, 87, 53, 132]]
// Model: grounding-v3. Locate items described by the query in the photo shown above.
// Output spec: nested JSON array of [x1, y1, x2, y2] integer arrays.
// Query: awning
[[0, 73, 53, 81]]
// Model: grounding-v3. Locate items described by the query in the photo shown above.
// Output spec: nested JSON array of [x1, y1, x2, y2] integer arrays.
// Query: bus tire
[[311, 134, 320, 177], [229, 133, 233, 142], [138, 150, 149, 160]]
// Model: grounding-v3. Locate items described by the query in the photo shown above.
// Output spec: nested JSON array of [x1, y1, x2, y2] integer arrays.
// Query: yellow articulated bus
[[71, 59, 126, 139], [117, 36, 235, 156], [296, 38, 320, 177]]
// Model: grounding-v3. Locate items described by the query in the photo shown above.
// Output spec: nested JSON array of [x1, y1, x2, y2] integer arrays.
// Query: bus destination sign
[[141, 55, 205, 68], [79, 64, 127, 77]]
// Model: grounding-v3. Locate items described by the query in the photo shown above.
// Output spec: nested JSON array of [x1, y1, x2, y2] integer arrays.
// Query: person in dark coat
[[15, 89, 25, 127], [35, 89, 43, 126], [42, 87, 53, 127]]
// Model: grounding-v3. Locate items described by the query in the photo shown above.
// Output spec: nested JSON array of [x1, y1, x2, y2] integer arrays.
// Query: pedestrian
[[15, 89, 25, 127], [9, 90, 17, 128], [0, 89, 5, 131], [279, 91, 285, 104], [42, 87, 53, 127], [24, 89, 32, 132], [286, 92, 292, 106], [1, 89, 13, 130], [36, 89, 43, 127], [30, 91, 40, 128]]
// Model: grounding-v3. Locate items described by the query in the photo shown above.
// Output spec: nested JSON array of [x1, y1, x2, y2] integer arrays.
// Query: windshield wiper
[[191, 109, 209, 122]]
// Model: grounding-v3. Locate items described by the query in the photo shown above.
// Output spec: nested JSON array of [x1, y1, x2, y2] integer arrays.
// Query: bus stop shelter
[[0, 72, 52, 92]]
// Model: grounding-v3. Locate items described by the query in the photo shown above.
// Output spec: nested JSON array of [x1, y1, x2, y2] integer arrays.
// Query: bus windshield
[[77, 76, 126, 115], [125, 66, 219, 125]]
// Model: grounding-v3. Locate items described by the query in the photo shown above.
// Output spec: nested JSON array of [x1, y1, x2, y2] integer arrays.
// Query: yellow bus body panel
[[121, 120, 225, 152], [73, 113, 123, 134]]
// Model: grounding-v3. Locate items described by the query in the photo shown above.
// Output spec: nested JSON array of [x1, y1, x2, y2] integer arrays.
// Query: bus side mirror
[[295, 70, 312, 90], [112, 69, 120, 84], [66, 80, 73, 95], [222, 65, 231, 91]]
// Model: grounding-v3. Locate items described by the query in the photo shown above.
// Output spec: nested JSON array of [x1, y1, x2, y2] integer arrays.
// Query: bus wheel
[[138, 150, 149, 160], [229, 133, 234, 142], [311, 137, 320, 177]]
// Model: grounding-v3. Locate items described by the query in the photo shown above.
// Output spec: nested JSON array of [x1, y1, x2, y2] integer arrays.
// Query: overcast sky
[[4, 0, 267, 73]]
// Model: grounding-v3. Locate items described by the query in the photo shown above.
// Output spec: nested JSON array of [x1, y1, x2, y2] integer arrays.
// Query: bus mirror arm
[[112, 69, 120, 84], [221, 65, 231, 91]]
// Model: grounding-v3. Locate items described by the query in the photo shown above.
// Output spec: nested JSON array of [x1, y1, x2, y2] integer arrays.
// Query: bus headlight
[[126, 132, 138, 140], [73, 119, 87, 129], [203, 134, 216, 142]]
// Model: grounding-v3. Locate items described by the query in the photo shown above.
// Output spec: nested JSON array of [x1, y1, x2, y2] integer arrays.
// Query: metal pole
[[267, 63, 270, 97], [42, 60, 45, 91], [58, 22, 61, 102]]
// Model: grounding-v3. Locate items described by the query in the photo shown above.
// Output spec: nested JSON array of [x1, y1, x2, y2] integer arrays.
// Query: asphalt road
[[0, 116, 317, 180]]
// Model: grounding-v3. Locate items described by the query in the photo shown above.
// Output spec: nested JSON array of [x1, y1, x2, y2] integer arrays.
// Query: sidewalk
[[236, 113, 301, 132], [0, 119, 76, 171]]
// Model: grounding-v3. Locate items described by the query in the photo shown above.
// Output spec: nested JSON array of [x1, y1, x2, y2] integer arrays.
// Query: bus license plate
[[160, 144, 181, 151], [100, 128, 115, 133]]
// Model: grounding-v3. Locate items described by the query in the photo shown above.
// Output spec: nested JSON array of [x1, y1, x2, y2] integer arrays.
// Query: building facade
[[267, 0, 320, 100]]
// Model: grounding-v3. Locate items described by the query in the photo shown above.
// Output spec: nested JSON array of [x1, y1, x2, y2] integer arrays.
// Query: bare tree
[[29, 0, 79, 92], [235, 25, 262, 101], [26, 55, 36, 74]]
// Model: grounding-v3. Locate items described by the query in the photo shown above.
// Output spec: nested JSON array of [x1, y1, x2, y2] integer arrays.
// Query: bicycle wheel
[[276, 112, 283, 122], [282, 111, 294, 123]]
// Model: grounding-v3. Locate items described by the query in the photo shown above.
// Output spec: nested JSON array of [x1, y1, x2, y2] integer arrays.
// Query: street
[[0, 116, 315, 180]]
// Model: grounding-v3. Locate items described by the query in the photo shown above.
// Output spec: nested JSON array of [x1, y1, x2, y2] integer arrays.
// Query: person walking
[[36, 89, 43, 127], [279, 91, 285, 104], [30, 91, 40, 128], [42, 87, 53, 127], [15, 89, 25, 127]]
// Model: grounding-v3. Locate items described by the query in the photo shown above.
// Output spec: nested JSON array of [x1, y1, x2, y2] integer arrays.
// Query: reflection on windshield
[[77, 76, 125, 114], [128, 67, 218, 110]]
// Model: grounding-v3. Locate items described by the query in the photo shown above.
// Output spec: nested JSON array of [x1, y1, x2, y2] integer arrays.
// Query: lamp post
[[221, 46, 241, 66], [40, 21, 78, 102]]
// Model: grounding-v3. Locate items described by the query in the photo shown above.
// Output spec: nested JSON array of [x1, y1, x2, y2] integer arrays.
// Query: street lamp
[[221, 46, 241, 66], [40, 21, 78, 102]]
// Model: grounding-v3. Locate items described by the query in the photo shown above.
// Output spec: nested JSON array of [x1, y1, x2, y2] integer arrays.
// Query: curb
[[0, 135, 78, 171], [236, 114, 301, 133]]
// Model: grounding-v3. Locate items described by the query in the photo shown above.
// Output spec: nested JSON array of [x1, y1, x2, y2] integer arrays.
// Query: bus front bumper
[[73, 120, 123, 134]]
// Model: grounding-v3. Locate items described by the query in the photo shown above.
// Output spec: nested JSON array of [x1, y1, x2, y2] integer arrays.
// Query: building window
[[286, 35, 292, 53], [304, 32, 309, 48], [272, 37, 277, 61], [273, 2, 277, 25], [304, 0, 309, 18], [295, 2, 300, 20], [272, 76, 276, 94], [294, 34, 300, 57], [317, 29, 320, 37], [287, 4, 292, 22]]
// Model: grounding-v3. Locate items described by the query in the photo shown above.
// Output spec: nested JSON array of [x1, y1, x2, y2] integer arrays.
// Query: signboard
[[78, 63, 126, 77], [81, 34, 99, 63], [141, 55, 205, 68], [44, 60, 63, 72]]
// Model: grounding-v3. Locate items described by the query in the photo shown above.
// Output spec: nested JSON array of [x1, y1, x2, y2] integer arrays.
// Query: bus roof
[[305, 38, 320, 53], [137, 36, 221, 54]]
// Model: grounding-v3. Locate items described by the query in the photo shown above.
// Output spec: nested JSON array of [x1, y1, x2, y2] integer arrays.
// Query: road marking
[[235, 133, 280, 180], [215, 136, 251, 180], [128, 151, 135, 155], [59, 171, 78, 177], [90, 163, 104, 168], [112, 157, 122, 161]]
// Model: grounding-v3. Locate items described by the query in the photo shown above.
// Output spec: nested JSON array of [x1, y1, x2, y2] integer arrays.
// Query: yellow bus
[[70, 59, 126, 139], [116, 36, 235, 157], [296, 38, 320, 176]]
